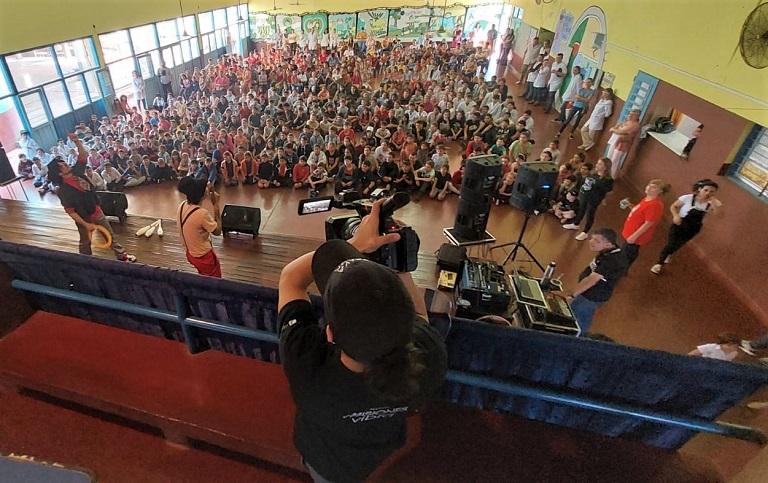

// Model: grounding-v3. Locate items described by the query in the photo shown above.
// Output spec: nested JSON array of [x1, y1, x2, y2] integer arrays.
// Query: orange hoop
[[90, 225, 112, 249]]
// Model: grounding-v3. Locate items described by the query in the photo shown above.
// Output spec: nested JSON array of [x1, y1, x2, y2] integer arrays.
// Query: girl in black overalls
[[651, 179, 722, 274]]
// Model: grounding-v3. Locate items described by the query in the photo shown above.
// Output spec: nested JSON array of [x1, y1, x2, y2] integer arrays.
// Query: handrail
[[10, 278, 767, 446]]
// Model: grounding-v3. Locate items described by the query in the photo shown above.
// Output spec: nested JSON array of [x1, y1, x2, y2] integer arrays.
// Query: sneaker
[[740, 341, 757, 356], [664, 255, 672, 264], [562, 223, 579, 230], [583, 143, 595, 151], [747, 401, 768, 410], [568, 134, 575, 140], [574, 231, 588, 241], [117, 253, 137, 263], [650, 264, 662, 275]]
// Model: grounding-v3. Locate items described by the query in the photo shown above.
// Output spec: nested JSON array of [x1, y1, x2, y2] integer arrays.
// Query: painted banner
[[249, 13, 276, 40], [551, 10, 575, 58], [276, 15, 302, 35], [388, 7, 432, 40], [329, 13, 356, 40], [357, 9, 389, 38], [302, 13, 328, 35], [429, 6, 466, 39]]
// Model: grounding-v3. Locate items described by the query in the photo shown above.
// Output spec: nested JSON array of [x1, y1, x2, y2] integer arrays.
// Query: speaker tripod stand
[[491, 211, 545, 272]]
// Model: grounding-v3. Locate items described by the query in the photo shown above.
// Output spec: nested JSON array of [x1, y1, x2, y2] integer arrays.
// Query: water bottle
[[541, 261, 556, 291]]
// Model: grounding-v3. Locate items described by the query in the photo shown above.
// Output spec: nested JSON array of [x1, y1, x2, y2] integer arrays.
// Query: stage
[[0, 199, 439, 291]]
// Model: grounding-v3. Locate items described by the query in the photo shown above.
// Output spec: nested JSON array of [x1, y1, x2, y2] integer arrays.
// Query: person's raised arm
[[670, 198, 684, 224]]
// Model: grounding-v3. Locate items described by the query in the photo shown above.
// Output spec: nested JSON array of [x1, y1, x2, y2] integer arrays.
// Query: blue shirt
[[573, 87, 595, 109]]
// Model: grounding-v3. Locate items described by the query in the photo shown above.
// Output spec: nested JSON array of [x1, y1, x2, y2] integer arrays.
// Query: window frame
[[731, 125, 768, 199]]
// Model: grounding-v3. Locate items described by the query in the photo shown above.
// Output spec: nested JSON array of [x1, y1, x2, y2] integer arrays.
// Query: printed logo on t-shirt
[[342, 406, 408, 423]]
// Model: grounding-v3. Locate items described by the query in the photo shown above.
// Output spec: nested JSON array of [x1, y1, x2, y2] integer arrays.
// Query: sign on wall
[[429, 6, 466, 39], [388, 7, 432, 40], [357, 9, 389, 38], [276, 15, 302, 36], [250, 13, 276, 40], [302, 13, 328, 35], [329, 13, 356, 40], [551, 10, 574, 58]]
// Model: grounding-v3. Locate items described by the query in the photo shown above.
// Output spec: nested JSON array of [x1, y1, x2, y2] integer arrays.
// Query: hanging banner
[[302, 13, 328, 35], [551, 10, 575, 58], [249, 13, 276, 40], [357, 9, 389, 38], [429, 6, 466, 40], [388, 7, 432, 40], [276, 15, 302, 35], [329, 13, 356, 40]]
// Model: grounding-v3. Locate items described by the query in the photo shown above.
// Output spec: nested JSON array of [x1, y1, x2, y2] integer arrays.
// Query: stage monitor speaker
[[509, 162, 558, 213], [96, 191, 128, 223], [0, 145, 15, 184], [221, 204, 261, 238], [451, 155, 502, 241]]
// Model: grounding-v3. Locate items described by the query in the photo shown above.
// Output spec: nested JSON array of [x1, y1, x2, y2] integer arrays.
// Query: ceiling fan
[[268, 0, 283, 12], [739, 1, 768, 69]]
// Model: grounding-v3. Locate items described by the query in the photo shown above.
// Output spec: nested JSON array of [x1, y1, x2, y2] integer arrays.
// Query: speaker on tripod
[[447, 155, 502, 243], [509, 162, 558, 213]]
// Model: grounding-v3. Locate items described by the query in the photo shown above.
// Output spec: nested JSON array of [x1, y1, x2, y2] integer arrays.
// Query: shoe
[[574, 232, 588, 241], [747, 401, 768, 410], [583, 143, 595, 151], [740, 341, 757, 356], [562, 223, 579, 230], [568, 134, 575, 140], [650, 264, 662, 275], [117, 253, 137, 263], [664, 255, 672, 264]]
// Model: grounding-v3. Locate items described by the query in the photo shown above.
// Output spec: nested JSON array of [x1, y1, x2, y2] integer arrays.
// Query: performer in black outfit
[[46, 134, 136, 262], [277, 199, 447, 483]]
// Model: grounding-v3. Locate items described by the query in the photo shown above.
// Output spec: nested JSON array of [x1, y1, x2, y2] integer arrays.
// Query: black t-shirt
[[579, 174, 614, 203], [434, 171, 451, 190], [278, 300, 447, 483], [578, 248, 627, 302]]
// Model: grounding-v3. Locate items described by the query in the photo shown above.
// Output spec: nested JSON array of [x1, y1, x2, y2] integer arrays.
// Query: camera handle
[[378, 192, 411, 233]]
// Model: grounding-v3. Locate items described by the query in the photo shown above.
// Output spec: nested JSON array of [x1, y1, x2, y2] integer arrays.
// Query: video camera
[[298, 191, 420, 272]]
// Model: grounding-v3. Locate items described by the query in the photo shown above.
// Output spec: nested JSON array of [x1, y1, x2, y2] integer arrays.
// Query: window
[[7, 47, 59, 90], [162, 47, 176, 68], [107, 58, 136, 90], [238, 22, 247, 40], [181, 40, 192, 62], [239, 4, 248, 21], [227, 6, 239, 25], [216, 29, 226, 49], [65, 76, 88, 108], [202, 35, 211, 54], [130, 24, 158, 54], [157, 19, 179, 46], [20, 92, 48, 127], [180, 16, 197, 37], [199, 12, 214, 33], [138, 54, 156, 79], [190, 38, 200, 59], [55, 38, 98, 75], [83, 70, 102, 100], [173, 45, 183, 65], [0, 70, 12, 97], [44, 81, 71, 117], [734, 126, 768, 197], [213, 9, 227, 29], [100, 30, 132, 63]]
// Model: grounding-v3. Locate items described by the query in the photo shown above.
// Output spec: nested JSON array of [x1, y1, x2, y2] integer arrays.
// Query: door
[[619, 71, 659, 122], [137, 54, 160, 106]]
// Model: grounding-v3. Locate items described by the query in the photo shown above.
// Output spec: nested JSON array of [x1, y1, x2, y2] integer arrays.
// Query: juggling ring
[[90, 225, 112, 249]]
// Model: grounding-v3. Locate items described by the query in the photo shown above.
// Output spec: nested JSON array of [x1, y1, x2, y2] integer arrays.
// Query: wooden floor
[[0, 199, 438, 291]]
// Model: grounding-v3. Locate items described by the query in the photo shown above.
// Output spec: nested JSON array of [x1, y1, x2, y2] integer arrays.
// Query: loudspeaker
[[437, 243, 466, 272], [0, 145, 15, 184], [451, 155, 502, 241], [221, 204, 261, 238], [96, 191, 129, 223], [509, 162, 558, 213]]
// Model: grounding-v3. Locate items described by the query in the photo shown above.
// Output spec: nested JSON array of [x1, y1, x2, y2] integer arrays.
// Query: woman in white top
[[579, 88, 614, 151], [651, 179, 722, 274], [131, 71, 147, 111]]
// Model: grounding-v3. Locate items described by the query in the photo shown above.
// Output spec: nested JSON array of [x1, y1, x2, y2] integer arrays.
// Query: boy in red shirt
[[621, 179, 669, 269], [292, 156, 311, 189]]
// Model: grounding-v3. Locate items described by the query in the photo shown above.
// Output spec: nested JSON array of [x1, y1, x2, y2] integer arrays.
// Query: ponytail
[[364, 343, 426, 403]]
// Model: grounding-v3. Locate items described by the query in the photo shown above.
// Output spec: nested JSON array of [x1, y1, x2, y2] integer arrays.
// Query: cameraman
[[278, 199, 447, 483]]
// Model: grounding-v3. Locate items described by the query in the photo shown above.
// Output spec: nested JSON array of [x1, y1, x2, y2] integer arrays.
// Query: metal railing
[[10, 279, 767, 446]]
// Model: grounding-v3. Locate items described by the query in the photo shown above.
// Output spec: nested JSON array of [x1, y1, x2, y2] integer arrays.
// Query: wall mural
[[388, 7, 432, 40], [249, 13, 276, 40], [329, 13, 356, 40], [302, 13, 328, 35], [429, 6, 466, 39], [357, 9, 389, 38], [276, 15, 302, 35]]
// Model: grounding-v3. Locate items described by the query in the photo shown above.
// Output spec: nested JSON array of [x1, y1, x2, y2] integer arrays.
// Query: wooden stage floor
[[0, 199, 438, 291]]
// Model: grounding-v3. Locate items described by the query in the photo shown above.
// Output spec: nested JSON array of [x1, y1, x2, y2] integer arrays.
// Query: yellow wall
[[513, 0, 768, 126]]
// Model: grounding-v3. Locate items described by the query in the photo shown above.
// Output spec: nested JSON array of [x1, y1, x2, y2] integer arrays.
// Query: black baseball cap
[[312, 239, 415, 364]]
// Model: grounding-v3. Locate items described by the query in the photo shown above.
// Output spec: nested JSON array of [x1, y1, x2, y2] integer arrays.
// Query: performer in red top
[[46, 133, 136, 262], [621, 178, 669, 269]]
